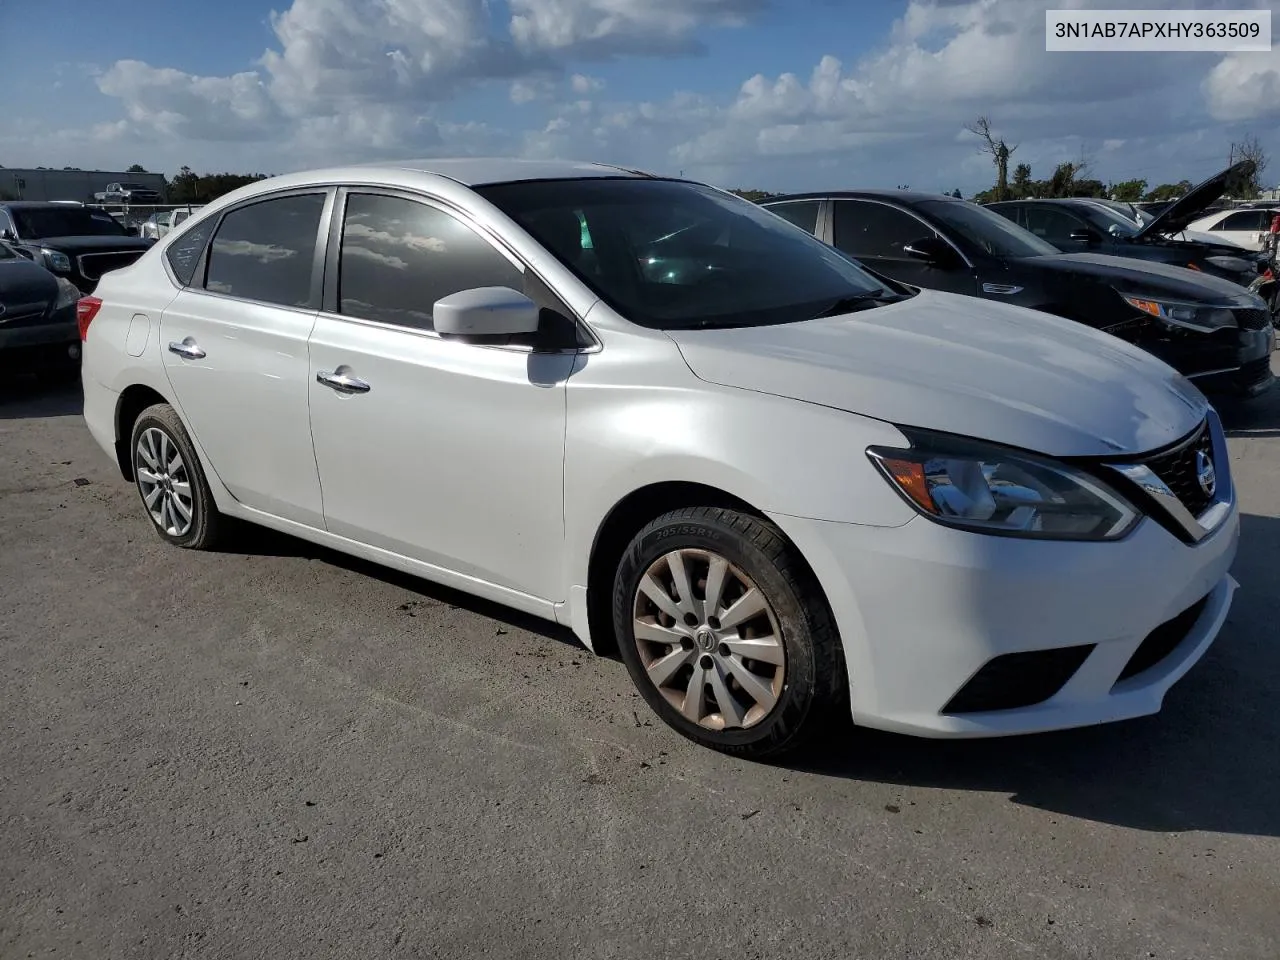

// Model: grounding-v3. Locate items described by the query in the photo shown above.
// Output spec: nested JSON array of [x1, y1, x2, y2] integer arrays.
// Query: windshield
[[12, 207, 128, 239], [920, 199, 1060, 258], [476, 178, 894, 329], [1080, 203, 1142, 237]]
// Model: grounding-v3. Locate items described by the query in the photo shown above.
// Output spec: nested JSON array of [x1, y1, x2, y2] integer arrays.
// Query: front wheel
[[612, 506, 846, 758]]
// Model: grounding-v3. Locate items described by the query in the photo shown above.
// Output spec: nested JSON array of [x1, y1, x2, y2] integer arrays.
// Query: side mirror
[[902, 236, 959, 268], [434, 286, 540, 337]]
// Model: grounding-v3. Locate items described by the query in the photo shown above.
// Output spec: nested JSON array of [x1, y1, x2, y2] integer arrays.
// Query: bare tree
[[966, 116, 1018, 201], [1228, 134, 1269, 198]]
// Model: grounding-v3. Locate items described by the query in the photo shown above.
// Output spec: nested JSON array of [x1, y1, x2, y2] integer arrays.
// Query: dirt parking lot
[[2, 372, 1278, 960]]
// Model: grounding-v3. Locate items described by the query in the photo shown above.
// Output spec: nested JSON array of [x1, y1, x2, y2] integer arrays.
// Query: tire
[[612, 506, 846, 758], [129, 403, 223, 550]]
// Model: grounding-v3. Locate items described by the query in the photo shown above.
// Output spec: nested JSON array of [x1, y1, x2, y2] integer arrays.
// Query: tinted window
[[165, 216, 217, 286], [11, 206, 128, 239], [765, 200, 821, 235], [337, 194, 523, 331], [203, 194, 324, 307], [1023, 206, 1086, 245], [1217, 211, 1265, 231], [918, 198, 1060, 258], [477, 179, 890, 330], [832, 200, 935, 258]]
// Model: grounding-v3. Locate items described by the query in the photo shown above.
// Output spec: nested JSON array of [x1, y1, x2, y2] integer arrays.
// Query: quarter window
[[203, 193, 325, 307], [832, 200, 936, 258], [337, 194, 523, 331], [165, 216, 217, 287], [765, 200, 821, 235]]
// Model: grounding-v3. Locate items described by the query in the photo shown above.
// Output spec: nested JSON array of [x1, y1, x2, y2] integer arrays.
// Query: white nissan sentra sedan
[[79, 159, 1239, 757]]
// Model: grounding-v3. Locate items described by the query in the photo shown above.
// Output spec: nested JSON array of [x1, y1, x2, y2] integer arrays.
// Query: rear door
[[1207, 210, 1267, 250], [829, 198, 977, 295], [159, 190, 330, 528]]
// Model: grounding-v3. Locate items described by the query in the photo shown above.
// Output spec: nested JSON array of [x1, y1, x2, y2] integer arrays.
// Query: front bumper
[[0, 320, 81, 373], [771, 491, 1239, 738], [1186, 323, 1275, 398]]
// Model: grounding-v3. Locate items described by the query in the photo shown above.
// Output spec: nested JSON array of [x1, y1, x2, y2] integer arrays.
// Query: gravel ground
[[2, 371, 1278, 960]]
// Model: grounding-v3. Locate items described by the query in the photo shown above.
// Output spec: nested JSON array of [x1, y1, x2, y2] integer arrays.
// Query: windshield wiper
[[811, 290, 902, 319]]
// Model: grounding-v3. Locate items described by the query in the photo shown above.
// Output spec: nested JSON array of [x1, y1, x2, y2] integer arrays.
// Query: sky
[[2, 0, 1279, 194]]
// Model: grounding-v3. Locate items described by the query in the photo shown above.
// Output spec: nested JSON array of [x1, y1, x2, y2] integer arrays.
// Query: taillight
[[77, 296, 103, 341]]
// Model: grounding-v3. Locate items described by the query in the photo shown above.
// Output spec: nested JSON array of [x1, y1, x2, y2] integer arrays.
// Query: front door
[[307, 191, 574, 602], [159, 190, 329, 527], [828, 198, 978, 295]]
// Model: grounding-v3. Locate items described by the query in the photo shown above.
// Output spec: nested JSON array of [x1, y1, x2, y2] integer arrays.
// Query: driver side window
[[1022, 206, 1086, 246], [832, 200, 935, 259]]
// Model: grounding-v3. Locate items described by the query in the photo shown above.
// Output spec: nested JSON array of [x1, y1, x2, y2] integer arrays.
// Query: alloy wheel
[[631, 548, 786, 731], [135, 427, 195, 538]]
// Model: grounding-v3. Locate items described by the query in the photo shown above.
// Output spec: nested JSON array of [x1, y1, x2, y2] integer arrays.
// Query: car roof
[[353, 157, 657, 186], [766, 189, 959, 204], [0, 201, 95, 209]]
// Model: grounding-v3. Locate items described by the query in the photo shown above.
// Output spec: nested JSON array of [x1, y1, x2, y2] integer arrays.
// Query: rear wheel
[[612, 506, 845, 758], [130, 403, 223, 550]]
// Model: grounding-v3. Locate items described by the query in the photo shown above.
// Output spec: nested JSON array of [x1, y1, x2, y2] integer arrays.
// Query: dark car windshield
[[476, 178, 895, 329], [12, 207, 129, 239], [1079, 203, 1142, 237], [919, 198, 1060, 259]]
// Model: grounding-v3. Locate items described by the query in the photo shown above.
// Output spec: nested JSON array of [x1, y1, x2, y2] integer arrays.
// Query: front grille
[[942, 644, 1096, 714], [1235, 308, 1272, 332], [1115, 595, 1209, 684], [77, 251, 143, 281], [1140, 420, 1215, 518]]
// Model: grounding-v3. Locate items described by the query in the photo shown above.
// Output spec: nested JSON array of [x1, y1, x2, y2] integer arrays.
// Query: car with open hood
[[985, 161, 1271, 289], [762, 188, 1274, 398], [0, 201, 155, 294], [80, 160, 1239, 757]]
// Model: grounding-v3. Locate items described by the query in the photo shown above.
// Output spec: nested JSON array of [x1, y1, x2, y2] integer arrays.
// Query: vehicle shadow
[[224, 523, 585, 651], [795, 511, 1280, 839], [0, 377, 82, 420]]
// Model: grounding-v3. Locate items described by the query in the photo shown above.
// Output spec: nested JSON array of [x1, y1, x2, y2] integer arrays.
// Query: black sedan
[[0, 241, 82, 377], [761, 189, 1275, 398], [985, 162, 1269, 289], [0, 202, 154, 294]]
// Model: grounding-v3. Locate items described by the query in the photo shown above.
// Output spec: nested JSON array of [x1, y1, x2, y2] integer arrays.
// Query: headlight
[[1122, 293, 1237, 333], [53, 277, 81, 310], [867, 432, 1138, 541], [41, 248, 72, 272], [1203, 255, 1253, 274]]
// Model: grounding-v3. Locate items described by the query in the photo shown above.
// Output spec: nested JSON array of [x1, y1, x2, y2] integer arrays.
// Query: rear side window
[[204, 193, 326, 307], [337, 193, 523, 331], [1021, 206, 1083, 245], [765, 200, 821, 235], [1216, 210, 1266, 231], [165, 217, 216, 286]]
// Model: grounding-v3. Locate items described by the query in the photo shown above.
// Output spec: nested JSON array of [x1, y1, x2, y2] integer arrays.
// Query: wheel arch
[[113, 383, 171, 481], [581, 480, 836, 658]]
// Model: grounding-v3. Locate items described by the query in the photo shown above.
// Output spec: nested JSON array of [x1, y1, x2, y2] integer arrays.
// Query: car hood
[[667, 289, 1208, 458], [1030, 251, 1258, 301], [1136, 160, 1255, 238], [30, 235, 154, 253], [0, 254, 58, 302]]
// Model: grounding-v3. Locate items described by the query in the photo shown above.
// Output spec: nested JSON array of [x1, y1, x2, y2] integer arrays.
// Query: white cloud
[[509, 0, 764, 58], [96, 60, 278, 141], [570, 73, 604, 94], [1204, 49, 1280, 123]]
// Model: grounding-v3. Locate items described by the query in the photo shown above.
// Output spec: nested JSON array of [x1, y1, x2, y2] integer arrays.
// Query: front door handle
[[316, 368, 371, 394], [168, 338, 206, 359]]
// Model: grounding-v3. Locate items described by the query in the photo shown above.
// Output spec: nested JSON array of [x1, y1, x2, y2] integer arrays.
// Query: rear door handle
[[168, 338, 206, 359], [316, 368, 371, 394]]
